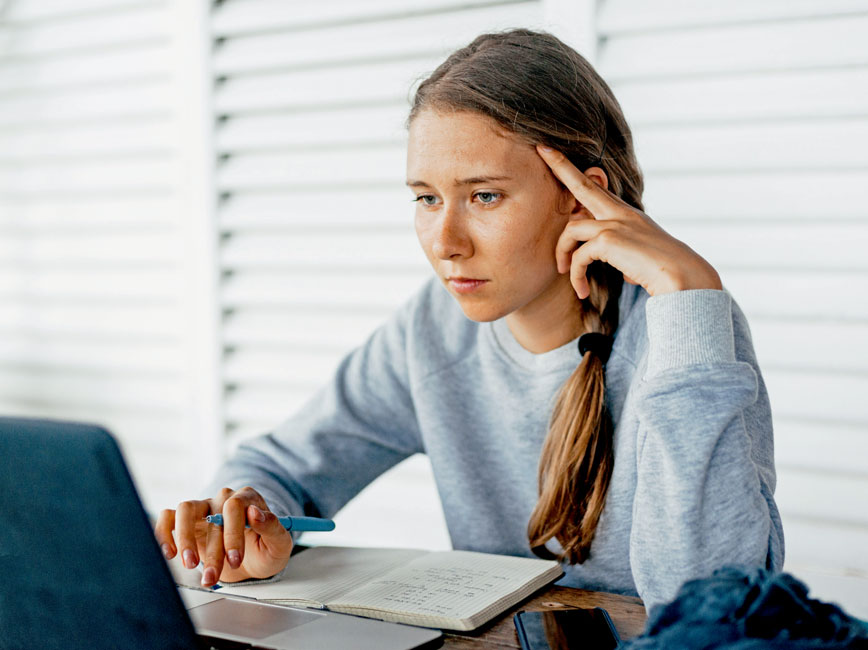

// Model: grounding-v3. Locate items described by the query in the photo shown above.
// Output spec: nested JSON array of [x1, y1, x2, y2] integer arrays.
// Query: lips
[[446, 277, 488, 294]]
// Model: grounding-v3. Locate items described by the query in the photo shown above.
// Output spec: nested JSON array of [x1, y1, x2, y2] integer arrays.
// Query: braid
[[528, 261, 622, 563]]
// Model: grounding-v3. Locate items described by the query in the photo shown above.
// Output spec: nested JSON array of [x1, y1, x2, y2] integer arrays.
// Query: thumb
[[247, 505, 293, 558]]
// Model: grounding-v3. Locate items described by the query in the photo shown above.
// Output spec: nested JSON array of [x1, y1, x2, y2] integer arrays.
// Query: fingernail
[[251, 506, 266, 523], [538, 145, 553, 152], [227, 549, 241, 569], [202, 566, 218, 587], [161, 543, 172, 559], [183, 549, 197, 570]]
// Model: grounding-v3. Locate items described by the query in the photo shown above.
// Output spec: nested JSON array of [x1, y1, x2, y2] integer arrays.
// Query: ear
[[582, 166, 609, 191], [561, 167, 610, 219], [557, 185, 583, 219]]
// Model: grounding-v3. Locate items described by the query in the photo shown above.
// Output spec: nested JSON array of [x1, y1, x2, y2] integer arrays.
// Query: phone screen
[[514, 608, 620, 650]]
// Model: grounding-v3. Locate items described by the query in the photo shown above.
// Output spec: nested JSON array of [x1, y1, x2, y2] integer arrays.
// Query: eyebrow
[[405, 175, 513, 188]]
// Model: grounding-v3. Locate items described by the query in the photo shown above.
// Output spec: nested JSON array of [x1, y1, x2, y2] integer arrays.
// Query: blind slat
[[218, 188, 413, 228], [0, 44, 172, 92], [212, 0, 514, 36], [765, 370, 868, 424], [722, 271, 868, 320], [0, 303, 179, 337], [224, 387, 312, 427], [0, 267, 180, 301], [635, 119, 868, 171], [751, 320, 868, 371], [215, 57, 439, 114], [0, 82, 172, 126], [0, 6, 169, 59], [217, 104, 408, 152], [223, 350, 343, 387], [0, 370, 186, 411], [599, 0, 868, 35], [0, 160, 176, 194], [611, 68, 868, 125], [0, 337, 183, 374], [776, 419, 868, 475], [223, 309, 386, 348], [776, 469, 868, 527], [2, 0, 156, 23], [0, 233, 180, 265], [0, 119, 173, 159], [599, 15, 868, 79], [0, 197, 176, 227], [213, 4, 539, 75], [643, 170, 868, 221], [221, 231, 425, 269], [666, 223, 868, 271], [783, 517, 868, 573], [222, 271, 429, 309], [217, 147, 405, 190]]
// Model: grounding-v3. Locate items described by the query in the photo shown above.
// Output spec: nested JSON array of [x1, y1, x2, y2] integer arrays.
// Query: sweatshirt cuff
[[644, 289, 735, 379]]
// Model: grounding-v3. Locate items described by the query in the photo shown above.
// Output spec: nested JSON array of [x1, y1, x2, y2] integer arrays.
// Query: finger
[[154, 509, 177, 560], [202, 517, 226, 587], [221, 493, 249, 570], [570, 250, 591, 300], [555, 219, 610, 274], [569, 238, 611, 300], [248, 505, 294, 561], [536, 146, 616, 217], [175, 499, 211, 570]]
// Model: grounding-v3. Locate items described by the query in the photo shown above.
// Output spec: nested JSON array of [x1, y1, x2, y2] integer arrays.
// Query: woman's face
[[407, 109, 576, 323]]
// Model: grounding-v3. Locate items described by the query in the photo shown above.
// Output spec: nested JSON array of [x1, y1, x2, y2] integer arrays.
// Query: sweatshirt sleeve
[[628, 289, 785, 611], [201, 298, 423, 521]]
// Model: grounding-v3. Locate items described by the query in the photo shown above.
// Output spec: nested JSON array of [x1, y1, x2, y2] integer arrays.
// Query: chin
[[451, 296, 510, 323]]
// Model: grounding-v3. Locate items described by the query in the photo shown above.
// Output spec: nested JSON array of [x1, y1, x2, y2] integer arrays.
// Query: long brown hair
[[408, 29, 644, 563]]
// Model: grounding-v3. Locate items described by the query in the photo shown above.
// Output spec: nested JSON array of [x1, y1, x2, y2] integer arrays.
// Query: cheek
[[414, 213, 435, 256], [494, 206, 563, 268]]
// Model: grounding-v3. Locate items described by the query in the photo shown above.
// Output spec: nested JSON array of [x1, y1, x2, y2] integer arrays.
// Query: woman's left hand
[[536, 145, 722, 300]]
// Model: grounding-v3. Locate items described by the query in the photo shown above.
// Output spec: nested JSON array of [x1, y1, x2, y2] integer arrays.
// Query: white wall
[[1, 0, 866, 584]]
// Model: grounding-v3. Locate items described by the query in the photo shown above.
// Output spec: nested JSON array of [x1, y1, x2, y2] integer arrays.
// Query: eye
[[474, 191, 502, 205], [412, 194, 439, 206]]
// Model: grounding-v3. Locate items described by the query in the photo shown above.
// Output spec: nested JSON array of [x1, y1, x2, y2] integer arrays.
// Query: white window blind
[[210, 0, 547, 548], [597, 0, 868, 578], [0, 0, 213, 511]]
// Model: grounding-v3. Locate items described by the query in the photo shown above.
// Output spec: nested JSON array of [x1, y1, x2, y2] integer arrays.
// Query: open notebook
[[189, 546, 563, 631]]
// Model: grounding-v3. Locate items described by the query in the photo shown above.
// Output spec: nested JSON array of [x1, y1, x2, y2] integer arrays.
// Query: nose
[[430, 203, 473, 260]]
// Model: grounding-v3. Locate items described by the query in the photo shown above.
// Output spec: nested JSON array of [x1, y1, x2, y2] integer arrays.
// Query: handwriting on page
[[340, 552, 543, 617], [375, 567, 510, 615]]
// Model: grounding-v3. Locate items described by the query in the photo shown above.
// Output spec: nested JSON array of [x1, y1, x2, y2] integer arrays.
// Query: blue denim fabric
[[621, 567, 868, 649]]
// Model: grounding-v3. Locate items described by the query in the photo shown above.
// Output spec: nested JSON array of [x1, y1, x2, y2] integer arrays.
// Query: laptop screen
[[0, 417, 201, 650]]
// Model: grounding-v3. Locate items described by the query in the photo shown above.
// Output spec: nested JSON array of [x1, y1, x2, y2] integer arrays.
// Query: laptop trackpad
[[190, 597, 323, 640]]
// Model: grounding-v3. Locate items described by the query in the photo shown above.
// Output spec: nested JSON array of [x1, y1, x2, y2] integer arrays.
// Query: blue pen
[[205, 513, 335, 532]]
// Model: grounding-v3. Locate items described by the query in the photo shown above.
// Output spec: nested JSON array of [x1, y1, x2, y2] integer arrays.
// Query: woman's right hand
[[154, 486, 294, 588]]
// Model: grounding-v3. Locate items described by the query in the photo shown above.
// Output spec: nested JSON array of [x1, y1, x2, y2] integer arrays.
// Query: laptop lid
[[0, 417, 200, 650], [0, 417, 442, 650]]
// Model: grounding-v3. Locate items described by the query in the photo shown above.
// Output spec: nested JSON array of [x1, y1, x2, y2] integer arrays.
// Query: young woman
[[156, 29, 784, 609]]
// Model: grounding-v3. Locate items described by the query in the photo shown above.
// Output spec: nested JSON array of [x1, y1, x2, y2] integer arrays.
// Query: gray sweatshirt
[[206, 278, 784, 609]]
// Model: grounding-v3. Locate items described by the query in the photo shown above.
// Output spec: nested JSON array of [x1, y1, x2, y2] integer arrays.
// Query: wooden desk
[[442, 586, 646, 648]]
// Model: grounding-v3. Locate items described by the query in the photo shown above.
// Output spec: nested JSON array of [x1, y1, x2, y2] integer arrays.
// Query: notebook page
[[331, 550, 560, 620], [218, 546, 426, 605]]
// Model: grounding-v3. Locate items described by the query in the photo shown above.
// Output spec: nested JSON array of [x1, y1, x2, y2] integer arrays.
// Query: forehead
[[406, 110, 537, 181]]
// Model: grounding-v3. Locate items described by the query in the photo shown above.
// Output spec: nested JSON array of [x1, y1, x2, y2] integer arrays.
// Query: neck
[[504, 275, 585, 354]]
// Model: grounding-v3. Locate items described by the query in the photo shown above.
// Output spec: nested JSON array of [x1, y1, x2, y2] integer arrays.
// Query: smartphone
[[513, 608, 621, 650]]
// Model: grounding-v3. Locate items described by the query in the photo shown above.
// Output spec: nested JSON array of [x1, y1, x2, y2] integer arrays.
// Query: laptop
[[0, 417, 442, 650]]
